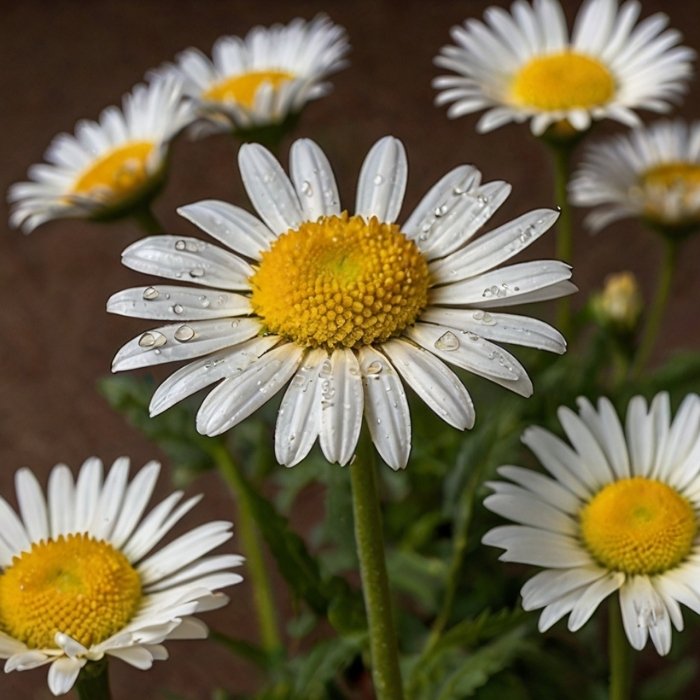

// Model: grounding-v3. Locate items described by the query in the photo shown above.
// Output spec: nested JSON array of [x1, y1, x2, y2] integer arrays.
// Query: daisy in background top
[[570, 120, 700, 237], [483, 392, 700, 656], [0, 457, 242, 696], [108, 135, 574, 471], [433, 0, 694, 136], [160, 16, 349, 138], [8, 75, 191, 234]]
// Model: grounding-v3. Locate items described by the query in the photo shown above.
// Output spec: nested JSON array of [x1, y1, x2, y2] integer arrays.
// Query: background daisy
[[483, 392, 700, 655], [161, 15, 349, 136], [108, 136, 574, 471], [570, 120, 700, 235], [0, 457, 242, 695], [433, 0, 694, 135], [8, 75, 191, 233]]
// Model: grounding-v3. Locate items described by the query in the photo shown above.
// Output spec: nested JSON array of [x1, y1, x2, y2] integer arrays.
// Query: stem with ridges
[[350, 429, 404, 700], [630, 237, 678, 378], [609, 596, 632, 700], [75, 659, 111, 700], [211, 442, 282, 655]]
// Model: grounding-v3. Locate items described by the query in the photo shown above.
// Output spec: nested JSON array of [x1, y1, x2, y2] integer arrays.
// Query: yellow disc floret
[[250, 212, 430, 349], [511, 52, 616, 111], [204, 70, 294, 108], [71, 141, 154, 203], [640, 162, 700, 224], [580, 477, 697, 575], [0, 534, 141, 649]]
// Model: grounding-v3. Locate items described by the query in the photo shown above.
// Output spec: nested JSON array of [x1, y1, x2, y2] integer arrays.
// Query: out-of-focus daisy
[[162, 16, 349, 136], [433, 0, 694, 136], [570, 120, 700, 235], [590, 271, 642, 332], [0, 457, 242, 695], [108, 136, 574, 470], [8, 75, 191, 233], [484, 392, 700, 655]]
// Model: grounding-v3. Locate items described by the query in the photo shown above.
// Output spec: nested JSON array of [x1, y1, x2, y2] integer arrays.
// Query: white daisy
[[162, 15, 349, 135], [570, 120, 700, 234], [0, 457, 242, 695], [433, 0, 694, 136], [483, 392, 700, 655], [108, 136, 574, 471], [8, 75, 191, 233]]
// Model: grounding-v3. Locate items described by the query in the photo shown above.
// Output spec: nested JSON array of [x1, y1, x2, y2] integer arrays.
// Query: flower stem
[[608, 597, 632, 700], [549, 143, 574, 337], [211, 443, 282, 655], [75, 659, 111, 700], [630, 237, 678, 378], [350, 429, 404, 700], [132, 205, 163, 235]]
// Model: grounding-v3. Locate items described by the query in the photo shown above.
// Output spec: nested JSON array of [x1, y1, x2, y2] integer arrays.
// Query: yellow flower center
[[0, 534, 141, 649], [511, 52, 616, 111], [204, 70, 294, 109], [640, 162, 700, 223], [580, 477, 697, 575], [71, 141, 154, 202], [250, 213, 430, 349]]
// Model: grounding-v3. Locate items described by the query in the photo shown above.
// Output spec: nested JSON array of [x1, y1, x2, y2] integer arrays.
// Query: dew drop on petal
[[365, 360, 383, 376], [175, 240, 187, 251], [189, 268, 205, 278], [138, 331, 167, 349], [373, 174, 384, 185], [174, 325, 195, 342], [172, 304, 184, 315], [142, 286, 159, 301], [300, 180, 313, 197], [434, 331, 460, 351]]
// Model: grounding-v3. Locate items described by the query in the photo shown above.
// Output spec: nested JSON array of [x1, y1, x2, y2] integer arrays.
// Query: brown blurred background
[[2, 0, 700, 697]]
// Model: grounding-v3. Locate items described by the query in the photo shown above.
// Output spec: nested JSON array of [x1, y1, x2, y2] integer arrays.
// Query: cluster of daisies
[[4, 0, 700, 696]]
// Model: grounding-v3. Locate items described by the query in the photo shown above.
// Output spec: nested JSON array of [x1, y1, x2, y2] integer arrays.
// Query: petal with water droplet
[[355, 137, 407, 223], [290, 139, 341, 220]]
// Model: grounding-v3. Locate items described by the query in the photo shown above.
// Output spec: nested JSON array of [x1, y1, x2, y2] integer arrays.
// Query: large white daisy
[[570, 120, 700, 234], [8, 75, 191, 233], [108, 136, 574, 470], [0, 457, 242, 695], [484, 392, 700, 655], [162, 15, 349, 135], [433, 0, 694, 135]]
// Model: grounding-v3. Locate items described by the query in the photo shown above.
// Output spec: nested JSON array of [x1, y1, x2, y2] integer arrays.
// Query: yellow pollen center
[[580, 477, 697, 575], [71, 141, 154, 202], [0, 534, 141, 649], [511, 52, 615, 111], [204, 70, 294, 108], [250, 213, 430, 349]]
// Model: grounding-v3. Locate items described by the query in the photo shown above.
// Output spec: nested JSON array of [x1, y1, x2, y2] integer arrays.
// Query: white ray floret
[[433, 0, 694, 135], [109, 136, 574, 470], [484, 393, 700, 655]]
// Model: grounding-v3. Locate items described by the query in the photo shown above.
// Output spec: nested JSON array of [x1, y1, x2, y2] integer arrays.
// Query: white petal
[[73, 457, 103, 533], [48, 465, 75, 539], [90, 457, 130, 540], [568, 573, 625, 631], [359, 346, 411, 470], [382, 339, 474, 430], [483, 490, 577, 535], [14, 468, 49, 542], [521, 566, 608, 610], [106, 645, 156, 670], [290, 139, 341, 220], [319, 349, 364, 466], [355, 136, 407, 223], [47, 657, 85, 696], [620, 577, 668, 652]]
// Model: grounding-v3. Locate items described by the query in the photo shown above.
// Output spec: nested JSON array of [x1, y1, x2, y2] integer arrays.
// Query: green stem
[[608, 597, 632, 700], [630, 237, 678, 379], [350, 430, 404, 700], [211, 443, 282, 654], [549, 144, 574, 337], [132, 205, 163, 235], [75, 659, 111, 700]]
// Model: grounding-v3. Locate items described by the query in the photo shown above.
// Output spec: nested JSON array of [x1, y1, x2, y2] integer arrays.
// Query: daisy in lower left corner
[[0, 456, 243, 695], [483, 392, 700, 655]]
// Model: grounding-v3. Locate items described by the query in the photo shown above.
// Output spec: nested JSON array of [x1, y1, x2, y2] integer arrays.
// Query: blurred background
[[2, 0, 700, 697]]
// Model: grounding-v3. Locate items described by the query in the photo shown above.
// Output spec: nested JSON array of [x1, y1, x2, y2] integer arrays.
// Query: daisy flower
[[108, 136, 574, 470], [8, 75, 191, 233], [433, 0, 694, 136], [0, 457, 242, 695], [570, 120, 700, 235], [162, 16, 349, 135], [483, 392, 700, 655]]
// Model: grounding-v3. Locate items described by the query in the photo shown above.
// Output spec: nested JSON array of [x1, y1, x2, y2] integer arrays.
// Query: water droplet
[[320, 360, 333, 378], [291, 375, 307, 388], [205, 358, 225, 369], [138, 331, 167, 349], [231, 320, 240, 329], [463, 331, 480, 341], [174, 325, 195, 342], [142, 286, 159, 301], [172, 303, 184, 315], [300, 180, 313, 197], [434, 331, 460, 351], [199, 295, 211, 308], [373, 174, 384, 185], [175, 239, 187, 251], [365, 361, 383, 376], [189, 267, 205, 278]]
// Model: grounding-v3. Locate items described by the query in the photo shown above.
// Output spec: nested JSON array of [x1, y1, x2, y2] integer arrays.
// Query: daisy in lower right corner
[[483, 392, 700, 654]]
